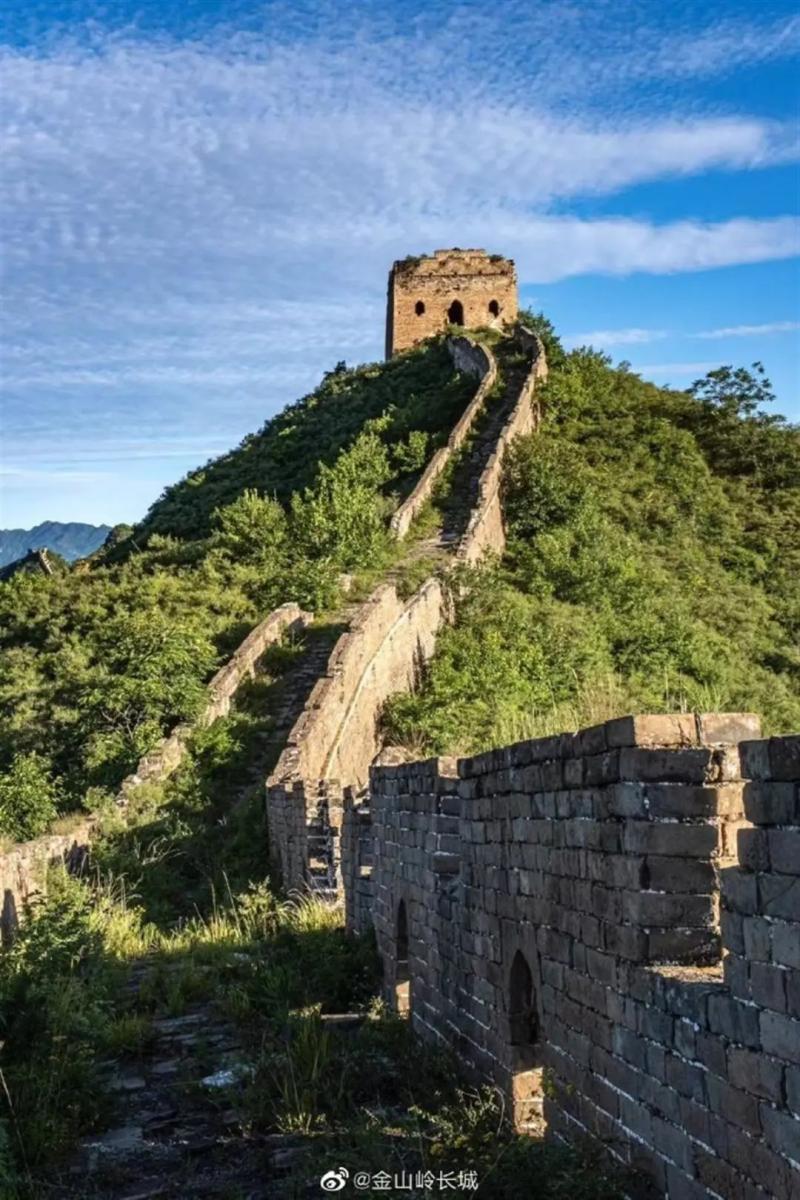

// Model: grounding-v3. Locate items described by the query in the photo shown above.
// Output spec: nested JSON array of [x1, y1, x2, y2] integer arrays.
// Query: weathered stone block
[[696, 713, 761, 745], [768, 737, 800, 783], [743, 781, 798, 825], [750, 961, 788, 1012], [620, 746, 713, 784], [708, 994, 761, 1048], [625, 891, 714, 928], [772, 920, 800, 969], [728, 1047, 784, 1103], [738, 828, 771, 872], [646, 855, 715, 893], [761, 1010, 800, 1065], [605, 713, 697, 749], [759, 874, 800, 922], [623, 822, 717, 859], [760, 1101, 800, 1163], [768, 829, 800, 875]]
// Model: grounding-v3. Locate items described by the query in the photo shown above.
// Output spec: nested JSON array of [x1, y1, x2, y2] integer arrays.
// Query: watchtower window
[[415, 300, 425, 316], [447, 299, 464, 326], [395, 900, 410, 1017], [488, 299, 500, 317]]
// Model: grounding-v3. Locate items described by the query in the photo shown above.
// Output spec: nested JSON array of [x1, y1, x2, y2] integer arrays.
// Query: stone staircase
[[283, 335, 536, 901], [438, 340, 532, 547], [45, 331, 542, 1196]]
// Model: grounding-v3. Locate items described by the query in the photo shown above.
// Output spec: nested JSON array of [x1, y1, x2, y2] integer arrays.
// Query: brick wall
[[458, 329, 548, 564], [361, 714, 800, 1198], [266, 331, 547, 894]]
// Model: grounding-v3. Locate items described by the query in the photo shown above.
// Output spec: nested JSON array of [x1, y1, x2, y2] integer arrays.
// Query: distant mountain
[[0, 521, 111, 568]]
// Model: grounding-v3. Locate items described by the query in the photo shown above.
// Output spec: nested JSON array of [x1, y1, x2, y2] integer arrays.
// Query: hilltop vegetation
[[134, 346, 472, 542], [2, 318, 798, 841], [0, 341, 475, 838], [385, 318, 800, 752]]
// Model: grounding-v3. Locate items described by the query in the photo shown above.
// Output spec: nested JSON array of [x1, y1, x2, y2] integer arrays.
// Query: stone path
[[439, 338, 532, 548], [48, 960, 296, 1199]]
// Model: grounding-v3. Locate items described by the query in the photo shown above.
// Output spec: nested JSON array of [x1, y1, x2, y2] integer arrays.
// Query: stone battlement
[[348, 714, 800, 1198]]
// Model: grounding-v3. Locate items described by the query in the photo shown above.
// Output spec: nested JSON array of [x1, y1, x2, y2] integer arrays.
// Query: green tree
[[213, 490, 289, 562], [78, 611, 217, 785], [291, 430, 393, 568], [0, 752, 60, 840]]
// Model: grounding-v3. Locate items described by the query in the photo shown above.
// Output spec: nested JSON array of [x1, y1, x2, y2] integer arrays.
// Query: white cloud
[[564, 328, 668, 349], [637, 361, 725, 376], [1, 5, 798, 524], [694, 321, 800, 339]]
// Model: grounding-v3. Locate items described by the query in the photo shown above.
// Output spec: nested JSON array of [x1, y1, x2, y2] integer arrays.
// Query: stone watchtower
[[385, 248, 518, 357]]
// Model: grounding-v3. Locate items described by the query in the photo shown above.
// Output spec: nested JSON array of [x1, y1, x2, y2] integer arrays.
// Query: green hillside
[[384, 317, 800, 753], [133, 342, 473, 542], [0, 340, 475, 838], [2, 318, 798, 1199]]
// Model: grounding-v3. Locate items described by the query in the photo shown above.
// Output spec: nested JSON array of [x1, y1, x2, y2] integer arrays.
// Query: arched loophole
[[488, 299, 500, 317], [447, 299, 464, 326], [510, 950, 537, 1059], [415, 300, 426, 316], [395, 900, 411, 1017], [509, 950, 543, 1132]]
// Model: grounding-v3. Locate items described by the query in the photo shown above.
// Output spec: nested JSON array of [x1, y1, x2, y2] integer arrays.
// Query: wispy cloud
[[1, 2, 798, 524], [693, 321, 800, 339], [564, 328, 669, 349], [637, 361, 726, 377]]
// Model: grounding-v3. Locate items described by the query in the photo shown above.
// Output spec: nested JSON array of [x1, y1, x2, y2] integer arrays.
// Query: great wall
[[3, 250, 797, 1198]]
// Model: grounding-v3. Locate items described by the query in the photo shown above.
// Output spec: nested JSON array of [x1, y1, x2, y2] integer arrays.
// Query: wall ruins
[[0, 602, 309, 943], [266, 329, 547, 894], [390, 336, 496, 540], [386, 249, 518, 357]]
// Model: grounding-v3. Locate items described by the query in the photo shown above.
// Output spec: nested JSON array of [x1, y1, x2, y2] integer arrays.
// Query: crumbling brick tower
[[385, 248, 518, 357]]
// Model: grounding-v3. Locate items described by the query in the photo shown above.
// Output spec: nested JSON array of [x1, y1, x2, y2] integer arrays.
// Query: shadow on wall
[[363, 716, 800, 1198]]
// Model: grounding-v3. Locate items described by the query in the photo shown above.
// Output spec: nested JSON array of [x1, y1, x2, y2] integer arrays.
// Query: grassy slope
[[134, 341, 474, 542], [384, 335, 800, 754], [0, 341, 475, 825]]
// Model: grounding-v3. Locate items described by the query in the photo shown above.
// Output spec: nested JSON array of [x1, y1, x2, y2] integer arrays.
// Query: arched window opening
[[508, 950, 543, 1132], [509, 951, 537, 1055], [447, 299, 464, 326], [415, 300, 426, 316], [488, 299, 500, 317], [395, 900, 411, 1017]]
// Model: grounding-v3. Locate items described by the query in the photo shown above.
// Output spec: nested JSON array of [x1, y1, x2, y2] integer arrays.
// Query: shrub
[[0, 753, 59, 841]]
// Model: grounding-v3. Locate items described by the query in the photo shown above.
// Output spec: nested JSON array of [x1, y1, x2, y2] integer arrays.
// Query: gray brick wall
[[359, 715, 800, 1199]]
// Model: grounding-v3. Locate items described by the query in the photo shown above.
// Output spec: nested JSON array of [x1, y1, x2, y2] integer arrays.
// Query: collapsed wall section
[[367, 714, 800, 1198]]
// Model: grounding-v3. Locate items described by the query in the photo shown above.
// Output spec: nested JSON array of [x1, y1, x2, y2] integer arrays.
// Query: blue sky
[[1, 0, 798, 528]]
